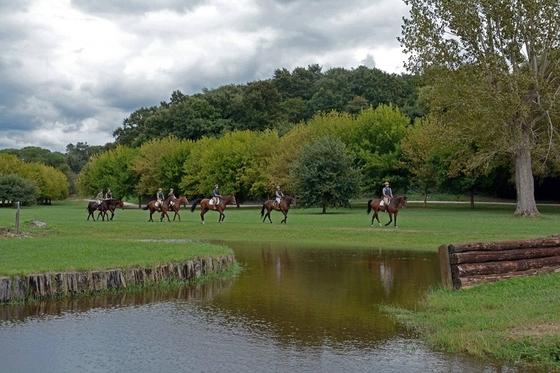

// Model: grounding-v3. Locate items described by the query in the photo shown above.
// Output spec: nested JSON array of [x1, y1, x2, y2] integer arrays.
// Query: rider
[[382, 182, 393, 207], [96, 189, 103, 205], [156, 188, 164, 208], [105, 188, 112, 201], [212, 184, 222, 208], [274, 185, 284, 206], [168, 188, 177, 206]]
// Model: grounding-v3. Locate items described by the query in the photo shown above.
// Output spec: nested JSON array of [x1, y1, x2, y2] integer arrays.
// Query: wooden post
[[15, 202, 20, 235], [439, 244, 453, 288]]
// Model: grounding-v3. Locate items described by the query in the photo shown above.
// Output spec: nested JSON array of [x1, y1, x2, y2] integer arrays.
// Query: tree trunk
[[514, 127, 539, 216]]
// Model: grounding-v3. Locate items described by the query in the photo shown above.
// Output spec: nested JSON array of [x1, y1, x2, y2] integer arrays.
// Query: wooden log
[[452, 255, 560, 277], [451, 247, 560, 264], [456, 266, 560, 288], [439, 245, 453, 288], [0, 277, 11, 302], [451, 236, 560, 253]]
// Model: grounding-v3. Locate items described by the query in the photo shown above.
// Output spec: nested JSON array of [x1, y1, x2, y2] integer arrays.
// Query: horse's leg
[[200, 209, 206, 224], [393, 212, 398, 228], [281, 210, 287, 224], [265, 207, 273, 224], [385, 212, 393, 226], [148, 208, 154, 222]]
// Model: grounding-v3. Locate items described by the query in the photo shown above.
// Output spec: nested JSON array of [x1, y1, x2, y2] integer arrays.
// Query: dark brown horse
[[166, 196, 189, 221], [190, 194, 236, 224], [366, 195, 407, 227], [86, 199, 125, 221], [105, 199, 125, 220], [260, 196, 296, 224]]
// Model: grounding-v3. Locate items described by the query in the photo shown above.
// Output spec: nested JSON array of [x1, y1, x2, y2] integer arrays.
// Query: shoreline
[[0, 254, 235, 303]]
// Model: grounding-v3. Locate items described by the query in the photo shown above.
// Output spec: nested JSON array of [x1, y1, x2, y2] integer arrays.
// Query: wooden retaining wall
[[439, 236, 560, 289], [0, 254, 235, 303]]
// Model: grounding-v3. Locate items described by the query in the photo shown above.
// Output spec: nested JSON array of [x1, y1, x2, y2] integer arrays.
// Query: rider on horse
[[382, 182, 393, 207], [274, 185, 284, 206], [156, 188, 164, 208], [96, 189, 103, 204], [212, 185, 222, 208], [105, 188, 112, 200], [168, 188, 177, 207]]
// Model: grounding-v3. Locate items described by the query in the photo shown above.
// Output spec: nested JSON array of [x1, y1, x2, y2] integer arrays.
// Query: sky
[[0, 0, 411, 153]]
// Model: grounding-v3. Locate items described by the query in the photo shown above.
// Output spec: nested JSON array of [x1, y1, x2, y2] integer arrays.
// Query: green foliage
[[112, 65, 422, 147], [65, 142, 111, 174], [0, 174, 40, 206], [130, 136, 194, 197], [400, 0, 560, 215], [0, 153, 69, 202], [77, 146, 139, 199], [181, 130, 278, 201], [291, 136, 360, 212]]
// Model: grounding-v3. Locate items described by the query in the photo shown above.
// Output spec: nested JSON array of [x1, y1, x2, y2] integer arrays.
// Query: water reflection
[[0, 243, 542, 373]]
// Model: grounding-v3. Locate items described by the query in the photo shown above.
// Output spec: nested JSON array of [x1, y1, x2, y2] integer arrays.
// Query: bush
[[0, 174, 40, 206]]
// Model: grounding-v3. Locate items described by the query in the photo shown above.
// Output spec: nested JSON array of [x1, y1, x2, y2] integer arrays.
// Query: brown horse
[[190, 194, 236, 224], [366, 195, 407, 227], [260, 196, 297, 224], [86, 199, 125, 221], [105, 199, 125, 220], [143, 196, 172, 222], [167, 196, 189, 221]]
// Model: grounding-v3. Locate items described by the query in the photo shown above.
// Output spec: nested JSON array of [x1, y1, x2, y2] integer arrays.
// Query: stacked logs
[[439, 236, 560, 289], [0, 254, 235, 303]]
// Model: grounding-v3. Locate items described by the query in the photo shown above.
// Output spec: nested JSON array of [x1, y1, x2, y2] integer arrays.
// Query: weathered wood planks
[[439, 235, 560, 289]]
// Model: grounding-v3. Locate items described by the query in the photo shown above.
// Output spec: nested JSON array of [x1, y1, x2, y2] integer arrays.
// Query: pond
[[0, 242, 539, 373]]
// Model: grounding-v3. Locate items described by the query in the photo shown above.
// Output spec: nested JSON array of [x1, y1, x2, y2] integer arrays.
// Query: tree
[[0, 174, 40, 206], [400, 0, 560, 216], [77, 146, 139, 200], [400, 118, 442, 207], [130, 136, 193, 200], [291, 136, 360, 213]]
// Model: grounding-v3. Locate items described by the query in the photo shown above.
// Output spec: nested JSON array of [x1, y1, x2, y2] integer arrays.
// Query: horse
[[104, 199, 125, 220], [190, 194, 236, 224], [260, 196, 297, 224], [86, 199, 125, 221], [143, 196, 173, 222], [366, 195, 407, 227], [166, 196, 189, 221]]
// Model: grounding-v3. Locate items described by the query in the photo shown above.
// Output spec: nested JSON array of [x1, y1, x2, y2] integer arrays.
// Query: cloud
[[0, 0, 410, 152]]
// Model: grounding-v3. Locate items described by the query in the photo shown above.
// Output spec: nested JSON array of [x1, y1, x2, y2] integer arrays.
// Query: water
[[0, 242, 539, 372]]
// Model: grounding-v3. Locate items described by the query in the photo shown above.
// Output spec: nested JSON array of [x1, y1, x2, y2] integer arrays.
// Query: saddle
[[209, 198, 220, 206]]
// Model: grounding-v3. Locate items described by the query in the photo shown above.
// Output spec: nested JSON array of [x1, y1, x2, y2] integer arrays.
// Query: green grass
[[2, 198, 560, 276], [383, 273, 560, 371]]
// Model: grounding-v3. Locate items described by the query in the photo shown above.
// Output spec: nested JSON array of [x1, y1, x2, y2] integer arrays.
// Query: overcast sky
[[0, 0, 410, 153]]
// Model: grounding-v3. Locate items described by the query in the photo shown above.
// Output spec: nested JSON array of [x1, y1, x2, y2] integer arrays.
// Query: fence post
[[15, 202, 20, 234], [438, 244, 452, 288]]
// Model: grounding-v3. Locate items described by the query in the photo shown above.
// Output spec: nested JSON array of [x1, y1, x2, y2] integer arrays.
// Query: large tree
[[400, 0, 560, 216], [291, 136, 361, 213]]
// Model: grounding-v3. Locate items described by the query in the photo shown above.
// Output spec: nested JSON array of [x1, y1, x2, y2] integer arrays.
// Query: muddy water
[[0, 242, 540, 372]]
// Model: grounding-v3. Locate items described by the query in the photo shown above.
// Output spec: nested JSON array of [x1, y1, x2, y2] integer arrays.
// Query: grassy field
[[2, 198, 560, 369], [2, 198, 560, 276]]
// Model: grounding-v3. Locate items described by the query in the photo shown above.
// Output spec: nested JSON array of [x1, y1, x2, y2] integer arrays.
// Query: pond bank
[[0, 254, 235, 303]]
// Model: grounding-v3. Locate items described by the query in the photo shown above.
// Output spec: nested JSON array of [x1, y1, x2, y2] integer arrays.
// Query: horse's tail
[[190, 198, 202, 212], [142, 205, 148, 210], [366, 200, 373, 215], [260, 203, 265, 217]]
